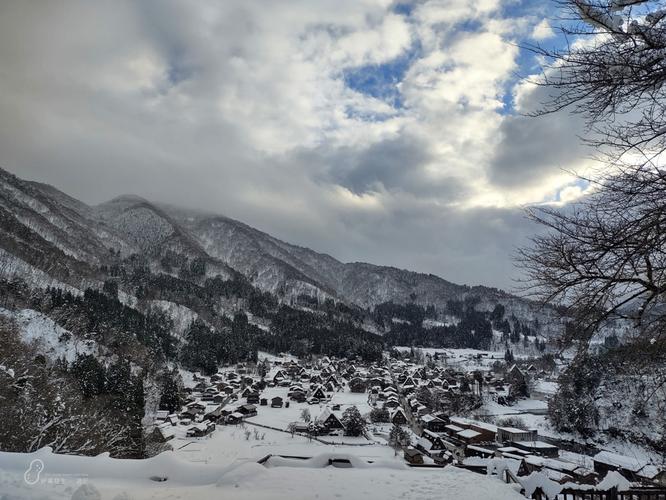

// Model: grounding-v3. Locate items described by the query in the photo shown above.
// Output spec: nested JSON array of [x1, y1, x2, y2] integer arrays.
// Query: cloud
[[531, 19, 555, 40], [0, 0, 587, 290]]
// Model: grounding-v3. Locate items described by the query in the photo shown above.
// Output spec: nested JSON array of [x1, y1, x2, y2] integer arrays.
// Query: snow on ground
[[147, 300, 199, 338], [393, 346, 528, 372], [257, 351, 299, 363], [534, 380, 558, 395], [0, 447, 524, 500], [0, 308, 97, 362], [171, 423, 394, 466]]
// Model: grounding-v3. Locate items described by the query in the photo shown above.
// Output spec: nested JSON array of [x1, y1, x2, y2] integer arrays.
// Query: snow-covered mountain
[[0, 166, 560, 330]]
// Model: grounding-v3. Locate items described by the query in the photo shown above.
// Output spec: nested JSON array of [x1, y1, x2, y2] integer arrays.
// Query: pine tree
[[159, 369, 185, 413], [341, 406, 365, 437], [388, 424, 409, 455]]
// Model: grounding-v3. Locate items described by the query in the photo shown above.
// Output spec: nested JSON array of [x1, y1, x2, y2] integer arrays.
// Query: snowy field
[[393, 346, 529, 372], [0, 447, 525, 500]]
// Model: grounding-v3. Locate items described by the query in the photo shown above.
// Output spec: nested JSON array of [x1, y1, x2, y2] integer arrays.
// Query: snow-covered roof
[[457, 429, 481, 439], [593, 451, 646, 472], [498, 426, 529, 434], [416, 437, 434, 451]]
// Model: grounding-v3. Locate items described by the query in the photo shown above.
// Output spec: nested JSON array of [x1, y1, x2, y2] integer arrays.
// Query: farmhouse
[[316, 408, 345, 431], [186, 421, 215, 437], [420, 414, 447, 432], [390, 408, 408, 425]]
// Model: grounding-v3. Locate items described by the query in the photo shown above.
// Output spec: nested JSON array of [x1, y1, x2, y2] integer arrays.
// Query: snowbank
[[0, 447, 524, 500]]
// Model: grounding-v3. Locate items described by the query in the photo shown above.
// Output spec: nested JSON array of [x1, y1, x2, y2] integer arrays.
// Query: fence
[[243, 419, 379, 446], [530, 486, 666, 500]]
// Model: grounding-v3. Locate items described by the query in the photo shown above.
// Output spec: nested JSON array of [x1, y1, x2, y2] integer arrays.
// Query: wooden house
[[390, 408, 408, 425], [237, 404, 257, 417], [316, 408, 344, 431], [496, 427, 537, 444], [420, 414, 448, 432], [226, 412, 244, 425], [593, 451, 651, 482], [186, 421, 215, 437], [518, 456, 596, 484]]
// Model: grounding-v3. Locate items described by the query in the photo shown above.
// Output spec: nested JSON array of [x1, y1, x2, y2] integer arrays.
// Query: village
[[149, 348, 666, 499]]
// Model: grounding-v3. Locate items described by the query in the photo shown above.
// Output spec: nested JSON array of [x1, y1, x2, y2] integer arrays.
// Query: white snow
[[0, 447, 524, 500], [0, 308, 96, 362]]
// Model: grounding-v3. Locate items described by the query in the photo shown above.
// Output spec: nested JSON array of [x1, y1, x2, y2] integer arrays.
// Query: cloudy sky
[[0, 0, 594, 290]]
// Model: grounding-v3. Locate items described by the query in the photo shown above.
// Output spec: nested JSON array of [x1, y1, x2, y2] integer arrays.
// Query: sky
[[0, 0, 595, 291]]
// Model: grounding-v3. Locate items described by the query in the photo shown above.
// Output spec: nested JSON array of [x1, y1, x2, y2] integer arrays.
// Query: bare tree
[[518, 1, 666, 444], [527, 1, 666, 162]]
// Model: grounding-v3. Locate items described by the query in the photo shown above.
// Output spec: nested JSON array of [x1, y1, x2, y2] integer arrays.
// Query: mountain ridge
[[0, 165, 561, 333]]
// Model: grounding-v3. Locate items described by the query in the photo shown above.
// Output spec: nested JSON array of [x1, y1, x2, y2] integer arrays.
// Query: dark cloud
[[488, 113, 586, 187], [0, 0, 578, 290], [299, 134, 468, 199], [488, 83, 589, 188]]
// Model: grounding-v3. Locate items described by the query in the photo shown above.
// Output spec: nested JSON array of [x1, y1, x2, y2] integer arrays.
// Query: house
[[316, 408, 345, 431], [417, 431, 447, 456], [260, 398, 268, 406], [246, 392, 260, 404], [593, 451, 651, 482], [288, 385, 305, 397], [290, 422, 310, 433], [226, 412, 245, 425], [390, 408, 408, 425], [203, 404, 224, 421], [465, 445, 497, 459], [506, 365, 528, 397], [151, 423, 175, 443], [309, 385, 327, 400], [186, 421, 215, 437], [404, 447, 424, 465], [416, 436, 441, 456], [237, 404, 257, 417], [420, 414, 447, 432], [518, 456, 596, 484], [271, 396, 284, 408], [456, 429, 482, 445], [496, 427, 537, 444], [511, 440, 559, 458], [444, 424, 465, 437], [384, 398, 400, 409], [466, 421, 498, 442], [185, 401, 206, 414], [272, 370, 287, 383], [638, 465, 666, 487]]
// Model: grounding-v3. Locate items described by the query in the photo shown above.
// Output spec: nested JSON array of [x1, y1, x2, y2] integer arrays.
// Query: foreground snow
[[0, 448, 524, 500]]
